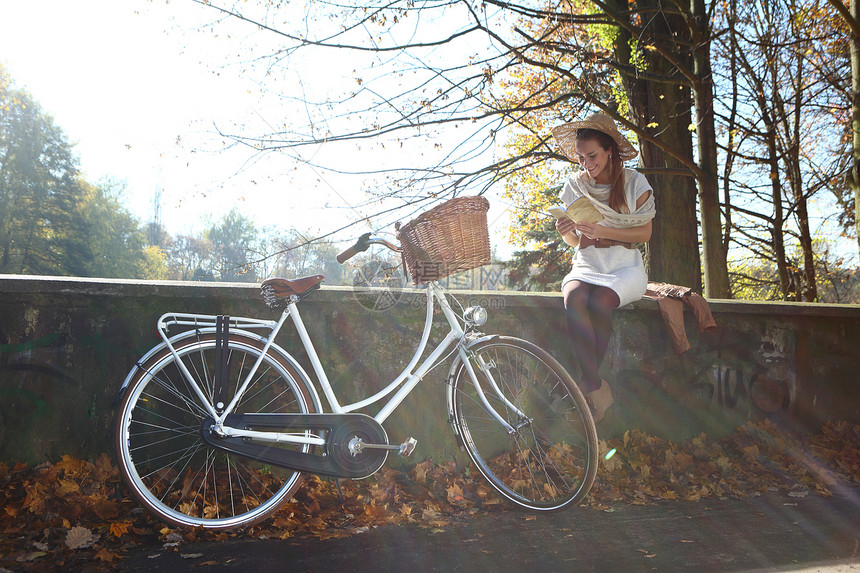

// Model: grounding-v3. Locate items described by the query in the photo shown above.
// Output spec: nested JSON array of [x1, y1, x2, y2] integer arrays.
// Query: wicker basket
[[397, 196, 491, 284]]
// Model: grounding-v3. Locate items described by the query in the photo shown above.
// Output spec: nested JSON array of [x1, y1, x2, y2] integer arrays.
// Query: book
[[548, 196, 604, 224]]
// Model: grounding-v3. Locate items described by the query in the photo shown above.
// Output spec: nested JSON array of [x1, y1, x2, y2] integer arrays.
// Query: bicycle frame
[[154, 281, 525, 450], [116, 205, 599, 525]]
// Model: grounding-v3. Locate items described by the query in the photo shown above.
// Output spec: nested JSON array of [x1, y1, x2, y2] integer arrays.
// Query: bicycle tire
[[115, 332, 316, 529], [450, 336, 598, 511]]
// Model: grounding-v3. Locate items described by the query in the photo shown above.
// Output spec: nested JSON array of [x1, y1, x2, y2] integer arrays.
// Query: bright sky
[[0, 0, 517, 254], [4, 1, 852, 271]]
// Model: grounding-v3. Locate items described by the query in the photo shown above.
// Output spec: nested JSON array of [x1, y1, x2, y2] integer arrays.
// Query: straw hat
[[551, 113, 638, 161]]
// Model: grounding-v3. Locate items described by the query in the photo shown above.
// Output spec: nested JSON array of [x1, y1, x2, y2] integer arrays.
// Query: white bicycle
[[114, 197, 598, 529]]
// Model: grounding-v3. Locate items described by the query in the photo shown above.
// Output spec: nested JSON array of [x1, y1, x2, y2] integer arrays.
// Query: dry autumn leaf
[[0, 420, 856, 570], [446, 483, 465, 504], [54, 455, 85, 475], [65, 526, 99, 550], [95, 548, 118, 562], [110, 521, 132, 538]]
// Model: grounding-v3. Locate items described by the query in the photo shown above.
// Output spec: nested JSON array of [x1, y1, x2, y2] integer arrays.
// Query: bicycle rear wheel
[[451, 336, 598, 510], [115, 332, 316, 529]]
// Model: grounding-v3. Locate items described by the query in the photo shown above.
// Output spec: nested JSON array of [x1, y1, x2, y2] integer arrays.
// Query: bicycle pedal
[[398, 437, 417, 457]]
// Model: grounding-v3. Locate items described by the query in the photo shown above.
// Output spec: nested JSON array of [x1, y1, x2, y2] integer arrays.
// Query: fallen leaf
[[65, 526, 99, 550], [95, 548, 119, 562], [0, 419, 855, 555], [16, 551, 46, 562], [742, 445, 760, 460], [55, 479, 81, 495], [111, 521, 132, 538], [55, 455, 85, 475], [446, 483, 465, 504]]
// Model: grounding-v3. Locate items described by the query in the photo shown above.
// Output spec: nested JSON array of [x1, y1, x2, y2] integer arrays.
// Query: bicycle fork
[[450, 342, 532, 435]]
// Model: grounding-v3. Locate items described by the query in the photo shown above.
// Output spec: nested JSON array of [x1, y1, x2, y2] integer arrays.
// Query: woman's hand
[[555, 218, 577, 237], [573, 222, 604, 239], [556, 218, 580, 247]]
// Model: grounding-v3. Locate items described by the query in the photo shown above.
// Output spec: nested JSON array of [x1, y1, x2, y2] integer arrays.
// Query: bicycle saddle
[[261, 275, 325, 298]]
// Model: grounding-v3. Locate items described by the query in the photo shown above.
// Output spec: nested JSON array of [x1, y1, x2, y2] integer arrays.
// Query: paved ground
[[121, 485, 860, 573]]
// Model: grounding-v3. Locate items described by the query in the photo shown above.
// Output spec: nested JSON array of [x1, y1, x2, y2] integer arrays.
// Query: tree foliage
[[0, 66, 345, 285], [715, 0, 852, 301], [0, 69, 154, 279], [185, 0, 856, 301], [190, 0, 715, 293]]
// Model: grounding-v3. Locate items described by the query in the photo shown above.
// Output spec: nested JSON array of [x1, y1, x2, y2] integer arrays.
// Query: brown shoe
[[586, 379, 614, 422]]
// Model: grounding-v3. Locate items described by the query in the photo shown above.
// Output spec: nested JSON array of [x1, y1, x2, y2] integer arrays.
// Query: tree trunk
[[790, 51, 818, 301], [639, 127, 702, 292], [768, 132, 791, 299], [691, 0, 730, 298], [852, 0, 860, 256], [824, 0, 860, 256], [755, 85, 792, 298], [609, 0, 702, 291], [723, 0, 739, 290]]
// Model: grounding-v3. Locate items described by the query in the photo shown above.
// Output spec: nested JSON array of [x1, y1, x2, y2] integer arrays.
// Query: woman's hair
[[575, 128, 627, 213]]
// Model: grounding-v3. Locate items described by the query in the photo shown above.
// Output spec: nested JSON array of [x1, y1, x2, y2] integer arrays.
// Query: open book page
[[548, 196, 604, 224]]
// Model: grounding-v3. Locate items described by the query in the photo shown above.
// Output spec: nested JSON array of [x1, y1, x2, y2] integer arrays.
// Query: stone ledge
[[1, 274, 858, 319], [0, 273, 857, 465]]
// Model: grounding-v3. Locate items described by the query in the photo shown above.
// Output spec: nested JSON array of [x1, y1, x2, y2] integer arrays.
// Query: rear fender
[[115, 328, 322, 412]]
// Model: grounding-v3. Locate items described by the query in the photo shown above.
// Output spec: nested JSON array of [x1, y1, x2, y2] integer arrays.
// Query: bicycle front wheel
[[451, 337, 598, 511], [115, 332, 316, 529]]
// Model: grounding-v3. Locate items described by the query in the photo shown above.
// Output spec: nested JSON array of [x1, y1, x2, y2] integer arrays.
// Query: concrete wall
[[0, 275, 858, 468]]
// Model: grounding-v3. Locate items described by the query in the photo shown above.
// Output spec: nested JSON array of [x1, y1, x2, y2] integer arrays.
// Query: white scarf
[[567, 170, 656, 229]]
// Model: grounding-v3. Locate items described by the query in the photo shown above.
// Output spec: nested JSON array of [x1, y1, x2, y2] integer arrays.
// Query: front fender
[[444, 333, 500, 440]]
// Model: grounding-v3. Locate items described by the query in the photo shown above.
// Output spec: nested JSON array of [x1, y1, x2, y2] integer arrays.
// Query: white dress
[[560, 168, 653, 307]]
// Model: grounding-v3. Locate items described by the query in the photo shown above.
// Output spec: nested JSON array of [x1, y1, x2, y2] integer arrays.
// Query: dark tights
[[563, 281, 620, 393]]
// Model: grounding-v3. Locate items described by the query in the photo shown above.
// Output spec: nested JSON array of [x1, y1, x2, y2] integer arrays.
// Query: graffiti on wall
[[615, 322, 795, 419], [689, 364, 790, 414]]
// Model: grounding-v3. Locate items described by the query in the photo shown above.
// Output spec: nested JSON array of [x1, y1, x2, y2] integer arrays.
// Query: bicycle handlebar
[[336, 233, 371, 263], [336, 234, 403, 264]]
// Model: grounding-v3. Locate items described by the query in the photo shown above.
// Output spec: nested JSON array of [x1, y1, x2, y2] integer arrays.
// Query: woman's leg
[[563, 281, 600, 392], [563, 281, 619, 393], [589, 286, 620, 368]]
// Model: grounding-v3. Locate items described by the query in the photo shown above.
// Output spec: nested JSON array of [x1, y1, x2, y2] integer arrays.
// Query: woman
[[551, 113, 656, 421]]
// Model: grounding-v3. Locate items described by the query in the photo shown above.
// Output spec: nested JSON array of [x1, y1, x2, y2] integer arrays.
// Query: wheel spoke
[[117, 334, 314, 529], [453, 338, 597, 510]]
